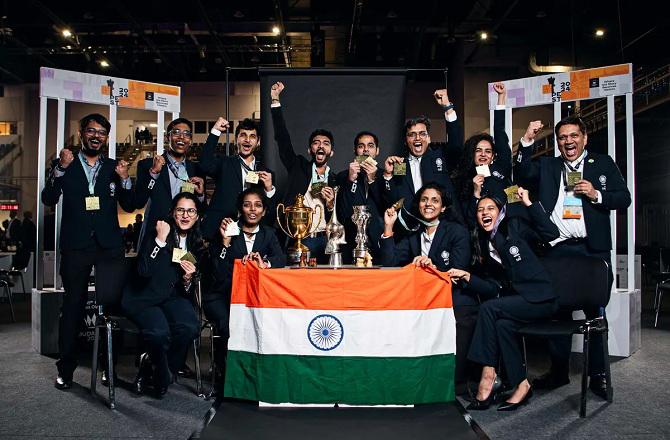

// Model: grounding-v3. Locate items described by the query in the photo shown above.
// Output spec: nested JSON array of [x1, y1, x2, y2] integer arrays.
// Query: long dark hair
[[470, 194, 506, 265], [164, 192, 206, 258], [452, 133, 495, 203]]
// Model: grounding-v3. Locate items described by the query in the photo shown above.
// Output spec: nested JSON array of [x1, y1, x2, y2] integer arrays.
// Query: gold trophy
[[277, 194, 323, 264]]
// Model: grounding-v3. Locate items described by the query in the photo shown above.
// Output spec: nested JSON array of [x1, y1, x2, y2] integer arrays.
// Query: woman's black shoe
[[133, 353, 153, 395], [497, 388, 533, 411], [466, 377, 499, 411]]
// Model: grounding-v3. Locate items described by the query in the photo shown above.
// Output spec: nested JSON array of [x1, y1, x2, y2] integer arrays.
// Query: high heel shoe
[[497, 388, 533, 411], [466, 376, 500, 411]]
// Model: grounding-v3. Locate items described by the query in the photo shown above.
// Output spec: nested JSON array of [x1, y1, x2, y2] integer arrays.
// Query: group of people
[[42, 80, 630, 411]]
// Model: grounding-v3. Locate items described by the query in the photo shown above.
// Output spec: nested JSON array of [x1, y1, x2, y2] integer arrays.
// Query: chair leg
[[193, 338, 203, 398], [580, 331, 590, 418], [654, 282, 660, 311], [106, 319, 116, 410], [91, 322, 101, 395], [209, 325, 217, 397], [521, 336, 528, 373], [5, 284, 15, 323], [655, 290, 664, 328], [602, 329, 614, 402]]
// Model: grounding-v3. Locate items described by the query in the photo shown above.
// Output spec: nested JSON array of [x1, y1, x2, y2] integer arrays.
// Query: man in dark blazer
[[199, 117, 277, 240], [335, 131, 385, 263], [270, 82, 337, 263], [515, 115, 631, 399], [381, 88, 464, 230], [133, 118, 206, 247], [41, 113, 135, 390]]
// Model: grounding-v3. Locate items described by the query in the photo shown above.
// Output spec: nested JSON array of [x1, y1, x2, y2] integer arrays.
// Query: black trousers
[[203, 297, 231, 389], [128, 296, 199, 388], [468, 295, 558, 388], [545, 242, 612, 377], [454, 305, 479, 386], [57, 244, 124, 380]]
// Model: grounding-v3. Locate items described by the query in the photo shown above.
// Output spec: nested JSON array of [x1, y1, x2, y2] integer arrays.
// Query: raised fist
[[150, 154, 166, 175], [523, 121, 544, 143], [59, 148, 74, 168], [156, 220, 171, 242], [271, 82, 285, 101], [115, 160, 129, 180], [213, 117, 230, 133], [433, 89, 450, 107]]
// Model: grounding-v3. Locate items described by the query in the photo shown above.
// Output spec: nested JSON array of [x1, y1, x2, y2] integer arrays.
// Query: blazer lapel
[[160, 154, 172, 194], [404, 156, 416, 195], [428, 222, 447, 262], [409, 231, 421, 257], [251, 227, 265, 253]]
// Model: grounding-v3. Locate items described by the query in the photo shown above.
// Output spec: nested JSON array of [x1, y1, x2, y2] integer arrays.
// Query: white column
[[553, 102, 561, 155], [54, 99, 66, 289], [157, 111, 165, 155], [36, 97, 48, 289], [108, 103, 117, 159], [607, 95, 617, 285], [625, 93, 636, 291]]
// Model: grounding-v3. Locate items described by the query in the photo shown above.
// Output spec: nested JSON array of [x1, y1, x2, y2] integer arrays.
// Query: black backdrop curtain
[[258, 68, 407, 196]]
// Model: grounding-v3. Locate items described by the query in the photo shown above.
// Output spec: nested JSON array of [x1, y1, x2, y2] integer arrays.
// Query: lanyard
[[561, 155, 586, 190], [78, 152, 101, 195], [311, 163, 330, 183], [165, 154, 189, 183], [239, 156, 257, 172]]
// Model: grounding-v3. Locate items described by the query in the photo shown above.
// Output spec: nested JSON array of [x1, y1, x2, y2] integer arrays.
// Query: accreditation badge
[[504, 185, 521, 204], [172, 248, 187, 263], [85, 196, 100, 211], [245, 171, 260, 184], [393, 162, 407, 176], [180, 182, 196, 193], [562, 193, 583, 219]]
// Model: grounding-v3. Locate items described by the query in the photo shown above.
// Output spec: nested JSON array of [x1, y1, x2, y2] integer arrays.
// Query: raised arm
[[41, 150, 73, 206], [137, 221, 171, 277], [492, 82, 511, 176], [517, 187, 559, 242], [270, 82, 299, 171], [199, 117, 228, 177], [434, 89, 463, 171], [114, 158, 135, 213], [513, 120, 544, 185]]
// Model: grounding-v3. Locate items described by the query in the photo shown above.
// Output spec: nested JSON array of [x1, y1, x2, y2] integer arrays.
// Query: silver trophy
[[352, 205, 371, 263], [325, 187, 346, 267]]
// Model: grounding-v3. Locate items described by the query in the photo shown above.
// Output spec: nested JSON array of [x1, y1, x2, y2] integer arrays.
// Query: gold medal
[[245, 171, 260, 184], [172, 248, 187, 263], [85, 196, 100, 211]]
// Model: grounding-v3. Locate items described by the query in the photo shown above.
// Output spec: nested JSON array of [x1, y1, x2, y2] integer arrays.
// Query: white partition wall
[[36, 67, 182, 289], [487, 64, 639, 356]]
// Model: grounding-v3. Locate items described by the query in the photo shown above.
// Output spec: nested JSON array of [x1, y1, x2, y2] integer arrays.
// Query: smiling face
[[477, 198, 500, 232], [168, 122, 193, 158], [240, 192, 266, 227], [557, 123, 588, 162], [237, 128, 260, 159], [418, 188, 446, 223], [309, 135, 333, 166], [173, 197, 199, 232], [474, 140, 494, 165], [80, 121, 108, 155], [355, 134, 379, 159], [405, 123, 431, 157]]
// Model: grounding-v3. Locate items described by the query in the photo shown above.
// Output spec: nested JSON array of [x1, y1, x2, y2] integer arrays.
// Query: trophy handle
[[276, 204, 292, 238], [309, 204, 324, 235]]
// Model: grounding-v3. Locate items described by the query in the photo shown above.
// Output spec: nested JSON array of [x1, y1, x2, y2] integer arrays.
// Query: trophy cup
[[325, 187, 346, 267], [277, 194, 323, 264], [352, 205, 372, 266]]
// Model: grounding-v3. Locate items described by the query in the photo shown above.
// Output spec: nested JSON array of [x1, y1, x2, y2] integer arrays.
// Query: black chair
[[192, 274, 218, 399], [653, 248, 670, 327], [90, 257, 135, 409], [0, 278, 15, 322], [518, 256, 612, 418]]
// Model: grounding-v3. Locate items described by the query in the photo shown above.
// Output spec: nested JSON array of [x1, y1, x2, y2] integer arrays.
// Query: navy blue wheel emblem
[[307, 314, 344, 351]]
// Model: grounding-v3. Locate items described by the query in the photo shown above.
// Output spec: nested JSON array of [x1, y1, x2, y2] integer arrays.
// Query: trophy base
[[353, 248, 369, 260], [288, 248, 310, 265], [328, 253, 343, 268]]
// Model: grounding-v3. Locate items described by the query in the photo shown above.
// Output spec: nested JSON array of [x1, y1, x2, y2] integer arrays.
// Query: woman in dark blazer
[[447, 187, 559, 411], [380, 182, 476, 389], [205, 187, 286, 393], [122, 192, 205, 396], [452, 82, 515, 229]]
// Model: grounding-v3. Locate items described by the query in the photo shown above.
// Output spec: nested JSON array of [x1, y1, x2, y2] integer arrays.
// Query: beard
[[81, 142, 102, 157]]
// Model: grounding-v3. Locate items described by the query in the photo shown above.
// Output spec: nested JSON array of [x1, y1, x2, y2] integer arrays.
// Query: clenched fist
[[115, 160, 129, 180], [156, 220, 171, 243], [271, 82, 285, 101], [59, 148, 74, 169], [150, 154, 166, 175], [213, 117, 230, 133]]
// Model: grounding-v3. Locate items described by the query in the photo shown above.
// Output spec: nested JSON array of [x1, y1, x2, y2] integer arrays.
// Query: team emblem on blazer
[[148, 179, 155, 189], [435, 158, 443, 172], [516, 152, 523, 163], [493, 171, 503, 179], [588, 158, 595, 163], [599, 175, 607, 184], [109, 182, 116, 196], [351, 182, 358, 193], [441, 250, 450, 265], [509, 246, 521, 261]]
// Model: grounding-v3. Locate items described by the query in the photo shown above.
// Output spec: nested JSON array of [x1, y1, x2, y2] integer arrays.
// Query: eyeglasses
[[406, 131, 428, 139], [83, 127, 109, 137], [175, 207, 198, 217], [170, 129, 193, 139]]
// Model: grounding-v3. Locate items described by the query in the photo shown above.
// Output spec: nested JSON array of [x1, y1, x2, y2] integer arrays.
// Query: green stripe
[[224, 351, 455, 405]]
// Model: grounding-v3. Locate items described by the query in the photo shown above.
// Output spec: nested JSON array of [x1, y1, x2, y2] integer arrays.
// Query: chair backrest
[[94, 256, 137, 307], [540, 256, 610, 311]]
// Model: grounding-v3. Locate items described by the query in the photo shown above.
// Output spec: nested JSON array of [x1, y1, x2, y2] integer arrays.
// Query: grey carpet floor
[[459, 312, 670, 440], [0, 320, 213, 440]]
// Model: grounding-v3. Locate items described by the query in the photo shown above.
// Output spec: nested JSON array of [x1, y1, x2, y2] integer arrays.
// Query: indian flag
[[224, 261, 456, 405]]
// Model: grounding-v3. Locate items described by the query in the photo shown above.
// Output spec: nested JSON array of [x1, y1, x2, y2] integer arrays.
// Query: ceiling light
[[480, 31, 488, 41], [233, 10, 244, 19], [272, 26, 280, 36], [595, 29, 605, 37], [61, 29, 72, 38], [99, 60, 109, 68]]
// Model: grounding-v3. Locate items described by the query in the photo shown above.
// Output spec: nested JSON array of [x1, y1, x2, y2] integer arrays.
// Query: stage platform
[[199, 401, 485, 440]]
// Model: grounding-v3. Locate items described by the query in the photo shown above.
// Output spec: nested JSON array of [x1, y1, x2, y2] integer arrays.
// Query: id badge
[[85, 196, 100, 211], [563, 193, 583, 219], [393, 162, 407, 176], [245, 171, 260, 184], [172, 248, 187, 263], [475, 164, 491, 177], [180, 182, 196, 193]]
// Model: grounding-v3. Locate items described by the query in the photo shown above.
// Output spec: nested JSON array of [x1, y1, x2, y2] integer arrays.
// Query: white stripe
[[228, 305, 456, 358]]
